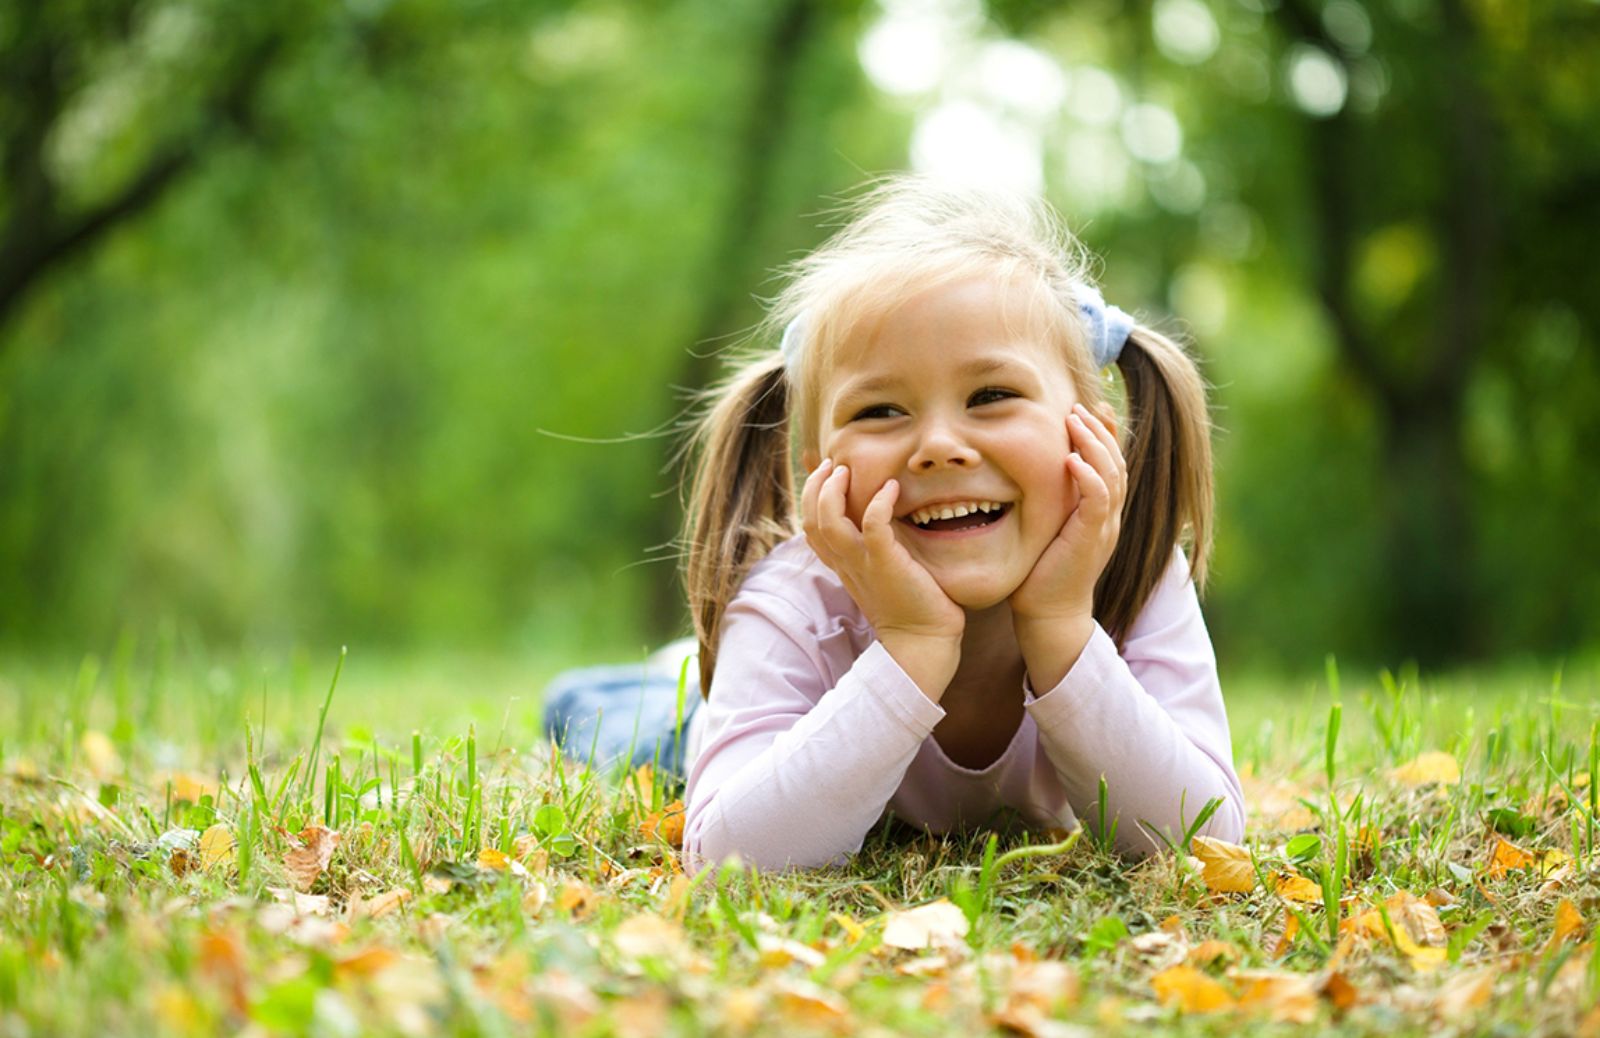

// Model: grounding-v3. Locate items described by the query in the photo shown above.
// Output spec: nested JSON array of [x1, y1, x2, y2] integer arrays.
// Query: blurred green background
[[2, 0, 1597, 677]]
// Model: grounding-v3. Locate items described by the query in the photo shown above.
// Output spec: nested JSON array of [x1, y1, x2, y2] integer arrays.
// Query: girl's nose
[[909, 423, 980, 471]]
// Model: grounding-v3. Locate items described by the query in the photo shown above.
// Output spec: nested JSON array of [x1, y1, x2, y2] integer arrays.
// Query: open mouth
[[901, 502, 1012, 534]]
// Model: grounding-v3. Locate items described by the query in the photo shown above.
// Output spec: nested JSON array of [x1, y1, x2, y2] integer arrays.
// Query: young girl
[[545, 175, 1244, 872]]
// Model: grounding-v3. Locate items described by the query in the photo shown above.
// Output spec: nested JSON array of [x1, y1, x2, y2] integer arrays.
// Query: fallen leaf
[[80, 731, 121, 779], [1232, 970, 1318, 1023], [612, 912, 688, 962], [721, 987, 765, 1032], [267, 887, 333, 915], [1187, 940, 1239, 966], [1273, 913, 1301, 958], [1487, 835, 1536, 877], [284, 824, 340, 892], [555, 880, 597, 919], [1434, 967, 1494, 1021], [880, 899, 971, 951], [198, 825, 235, 871], [1151, 964, 1234, 1013], [348, 888, 412, 921], [477, 847, 510, 871], [522, 879, 550, 916], [1272, 871, 1323, 904], [611, 987, 673, 1038], [335, 946, 401, 979], [759, 934, 827, 969], [1543, 898, 1586, 956], [1389, 751, 1461, 787], [1191, 836, 1256, 894], [641, 800, 685, 848], [1319, 970, 1360, 1012], [770, 977, 850, 1028], [1343, 899, 1446, 970], [154, 771, 219, 804], [831, 912, 866, 944], [197, 927, 248, 1013]]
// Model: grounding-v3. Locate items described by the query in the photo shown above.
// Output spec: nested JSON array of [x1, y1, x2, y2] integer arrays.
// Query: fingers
[[1069, 404, 1127, 500], [861, 478, 899, 553]]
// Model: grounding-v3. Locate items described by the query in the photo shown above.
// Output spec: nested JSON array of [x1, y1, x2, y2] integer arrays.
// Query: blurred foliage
[[0, 0, 1596, 673]]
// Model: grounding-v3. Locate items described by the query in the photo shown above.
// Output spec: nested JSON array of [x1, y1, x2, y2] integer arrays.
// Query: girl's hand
[[802, 459, 964, 698], [1009, 403, 1127, 685]]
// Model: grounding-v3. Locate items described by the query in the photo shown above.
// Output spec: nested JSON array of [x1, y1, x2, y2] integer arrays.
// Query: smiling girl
[[545, 175, 1244, 871]]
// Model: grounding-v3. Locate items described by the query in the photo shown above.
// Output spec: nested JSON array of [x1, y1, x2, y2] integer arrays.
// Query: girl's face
[[804, 277, 1082, 611]]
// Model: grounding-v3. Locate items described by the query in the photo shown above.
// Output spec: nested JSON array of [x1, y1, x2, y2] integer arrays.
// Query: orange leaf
[[1319, 970, 1361, 1012], [1543, 898, 1586, 956], [1187, 940, 1239, 966], [477, 848, 510, 871], [1272, 871, 1323, 904], [1487, 836, 1537, 878], [1273, 912, 1301, 958], [641, 800, 685, 848], [1151, 965, 1235, 1013], [1233, 970, 1318, 1023], [335, 946, 401, 979], [556, 880, 597, 919], [1434, 968, 1493, 1021]]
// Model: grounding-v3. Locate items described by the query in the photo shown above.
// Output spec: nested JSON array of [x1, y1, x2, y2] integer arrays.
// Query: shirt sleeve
[[681, 591, 946, 874], [1023, 549, 1244, 856]]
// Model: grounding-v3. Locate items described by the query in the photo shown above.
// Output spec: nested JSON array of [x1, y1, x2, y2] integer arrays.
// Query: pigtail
[[1094, 326, 1215, 645], [680, 352, 797, 698]]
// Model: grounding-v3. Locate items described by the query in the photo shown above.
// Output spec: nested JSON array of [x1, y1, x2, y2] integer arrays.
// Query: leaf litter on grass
[[2, 653, 1599, 1036]]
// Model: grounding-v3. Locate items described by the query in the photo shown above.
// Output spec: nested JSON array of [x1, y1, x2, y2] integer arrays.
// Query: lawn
[[1, 645, 1595, 1036]]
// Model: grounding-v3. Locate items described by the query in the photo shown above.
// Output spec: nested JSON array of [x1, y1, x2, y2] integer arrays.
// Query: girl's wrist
[[876, 628, 961, 703], [1014, 615, 1095, 692]]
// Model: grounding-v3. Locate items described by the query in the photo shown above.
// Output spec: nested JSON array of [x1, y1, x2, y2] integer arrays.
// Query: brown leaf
[[1273, 912, 1301, 958], [284, 824, 340, 892], [267, 886, 332, 916], [1151, 964, 1234, 1013], [1318, 970, 1361, 1013], [1187, 940, 1239, 967], [880, 899, 971, 951], [1487, 836, 1536, 878], [641, 800, 686, 848], [1386, 892, 1446, 948], [347, 888, 412, 921], [197, 927, 248, 1014], [770, 977, 851, 1029], [1191, 836, 1256, 894], [1389, 751, 1461, 787]]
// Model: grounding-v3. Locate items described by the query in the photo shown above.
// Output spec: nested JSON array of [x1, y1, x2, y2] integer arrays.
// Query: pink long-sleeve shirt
[[681, 535, 1244, 873]]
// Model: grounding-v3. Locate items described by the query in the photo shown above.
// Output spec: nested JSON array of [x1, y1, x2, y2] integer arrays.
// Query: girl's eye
[[852, 404, 903, 421], [969, 387, 1017, 407]]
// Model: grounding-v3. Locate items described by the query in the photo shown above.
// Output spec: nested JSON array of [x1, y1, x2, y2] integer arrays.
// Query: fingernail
[[820, 457, 833, 470]]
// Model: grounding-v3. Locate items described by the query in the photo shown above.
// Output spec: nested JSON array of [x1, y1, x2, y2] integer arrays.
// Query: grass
[[1, 643, 1597, 1036]]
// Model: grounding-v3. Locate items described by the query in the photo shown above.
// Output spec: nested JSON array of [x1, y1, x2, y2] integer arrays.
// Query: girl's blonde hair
[[681, 175, 1214, 696]]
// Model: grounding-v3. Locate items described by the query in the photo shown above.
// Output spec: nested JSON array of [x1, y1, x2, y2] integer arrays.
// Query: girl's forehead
[[828, 275, 1068, 377]]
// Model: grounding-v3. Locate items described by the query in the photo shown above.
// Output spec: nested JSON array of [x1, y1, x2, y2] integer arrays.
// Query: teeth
[[907, 500, 1006, 526]]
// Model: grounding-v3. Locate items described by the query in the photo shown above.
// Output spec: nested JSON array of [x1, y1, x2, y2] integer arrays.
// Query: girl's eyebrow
[[834, 355, 1037, 402]]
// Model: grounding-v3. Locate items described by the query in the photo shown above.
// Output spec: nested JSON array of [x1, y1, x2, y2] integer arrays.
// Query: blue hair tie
[[1076, 282, 1135, 370], [778, 283, 1133, 375]]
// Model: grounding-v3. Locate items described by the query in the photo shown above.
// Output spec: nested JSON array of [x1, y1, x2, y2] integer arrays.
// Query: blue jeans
[[541, 639, 701, 777]]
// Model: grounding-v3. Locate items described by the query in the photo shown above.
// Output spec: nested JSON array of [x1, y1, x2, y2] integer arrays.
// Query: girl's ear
[[802, 448, 821, 472]]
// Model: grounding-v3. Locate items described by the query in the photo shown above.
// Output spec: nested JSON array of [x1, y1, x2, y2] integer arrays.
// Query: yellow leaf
[[477, 848, 510, 871], [1187, 940, 1239, 966], [155, 771, 219, 804], [1389, 751, 1461, 787], [1232, 970, 1317, 1024], [612, 913, 688, 962], [831, 912, 866, 943], [757, 934, 826, 969], [1272, 871, 1323, 904], [1151, 965, 1234, 1013], [1543, 898, 1586, 957], [770, 978, 850, 1027], [1273, 912, 1300, 958], [80, 731, 121, 779], [1386, 892, 1446, 948], [198, 825, 235, 871], [880, 899, 970, 951], [1191, 836, 1256, 894]]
